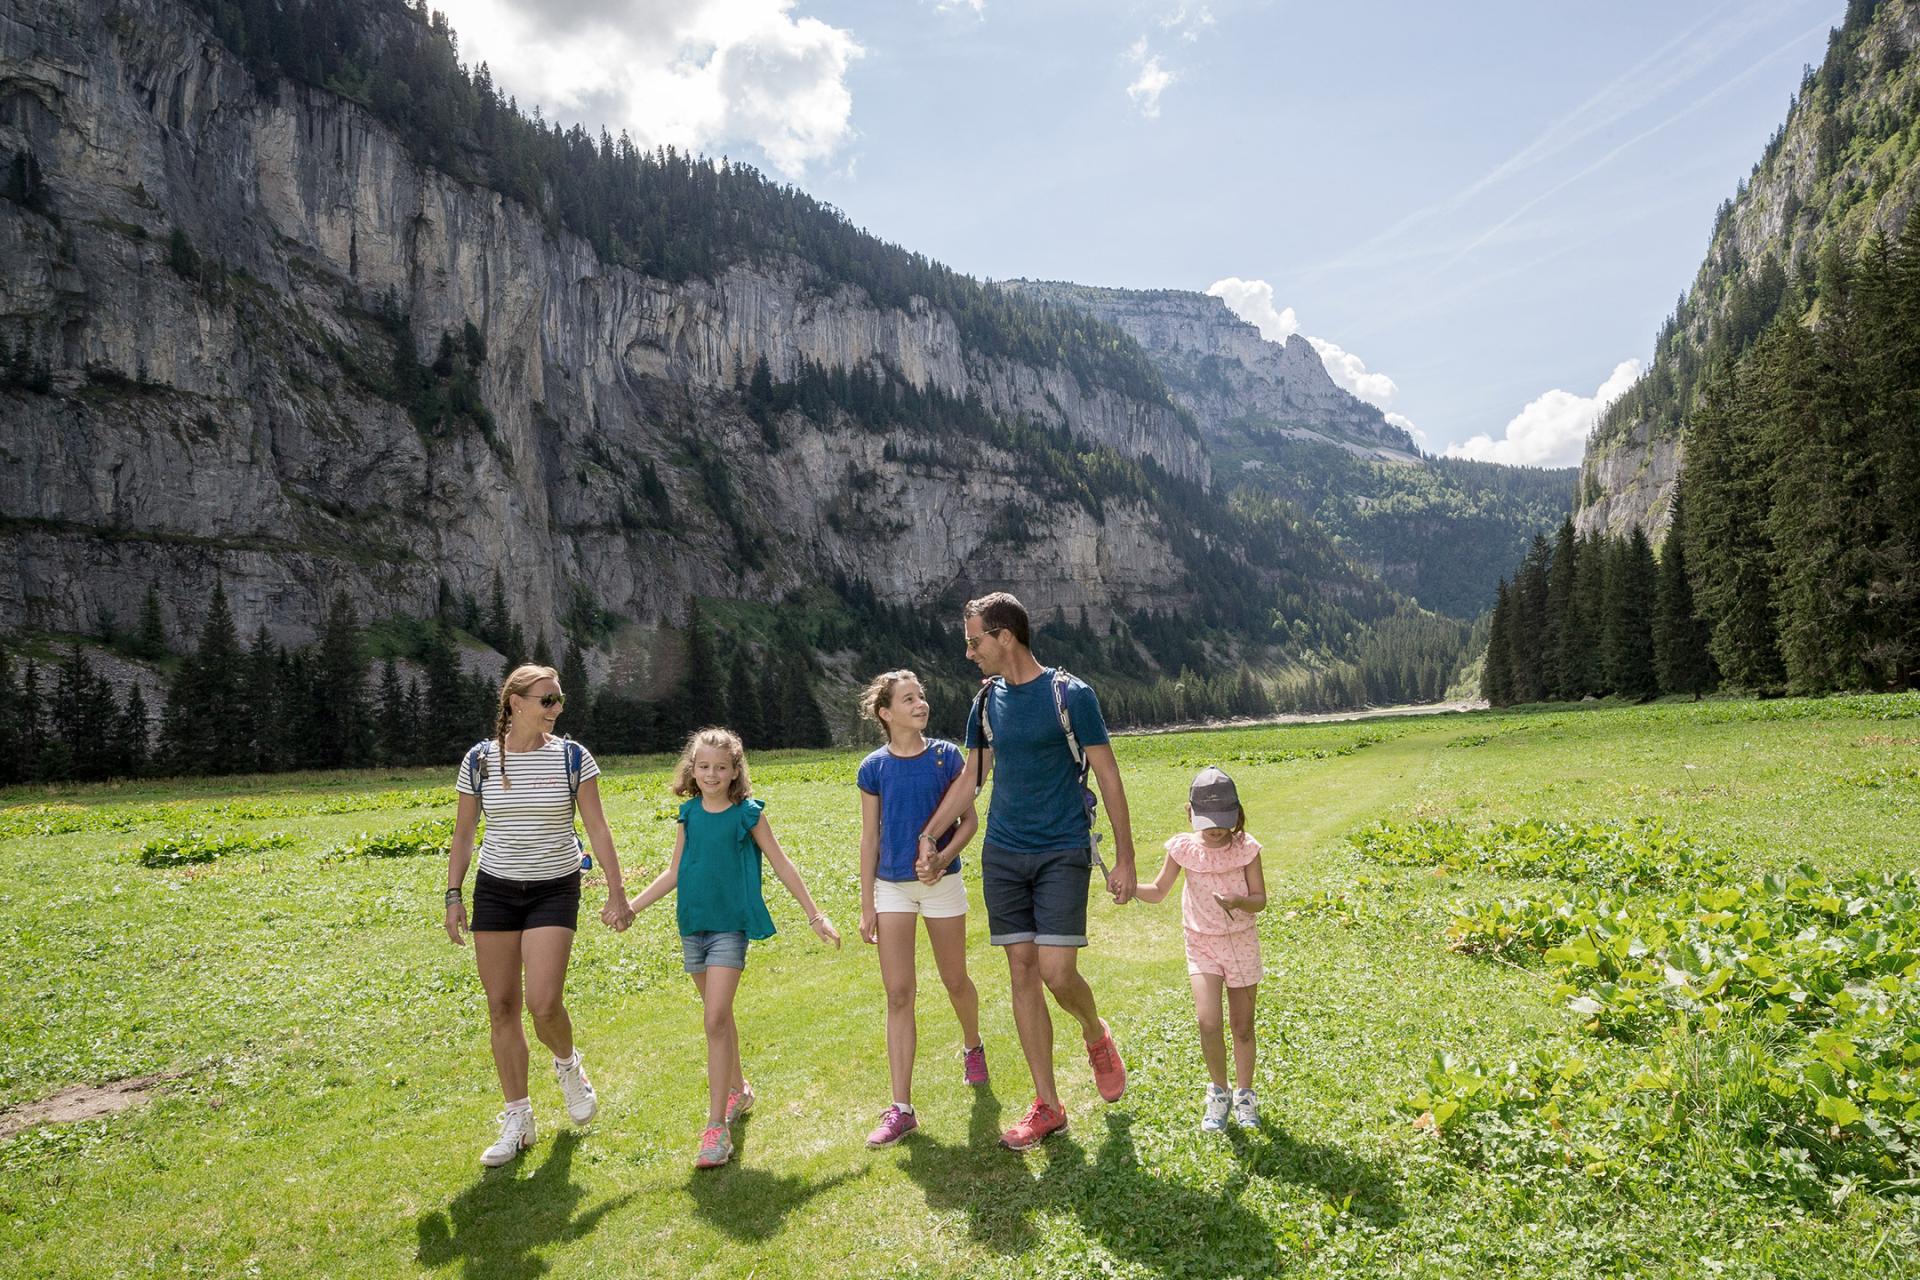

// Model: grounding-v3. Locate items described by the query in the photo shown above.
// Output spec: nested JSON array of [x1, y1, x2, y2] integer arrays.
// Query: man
[[915, 592, 1138, 1150]]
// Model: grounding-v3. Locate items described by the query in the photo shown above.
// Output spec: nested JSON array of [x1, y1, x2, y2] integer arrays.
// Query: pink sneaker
[[962, 1043, 989, 1087], [725, 1081, 754, 1123], [1000, 1097, 1068, 1151], [1086, 1019, 1127, 1102], [693, 1123, 733, 1169], [865, 1105, 918, 1148]]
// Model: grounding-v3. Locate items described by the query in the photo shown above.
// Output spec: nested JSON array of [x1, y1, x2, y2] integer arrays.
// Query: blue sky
[[432, 0, 1838, 463]]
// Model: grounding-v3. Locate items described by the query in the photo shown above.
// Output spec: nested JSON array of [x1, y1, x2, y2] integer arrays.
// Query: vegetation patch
[[133, 830, 293, 868], [320, 817, 457, 860], [1350, 816, 1732, 891]]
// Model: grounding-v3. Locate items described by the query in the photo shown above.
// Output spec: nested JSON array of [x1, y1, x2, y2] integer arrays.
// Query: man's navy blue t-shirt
[[965, 668, 1110, 854], [856, 739, 967, 881]]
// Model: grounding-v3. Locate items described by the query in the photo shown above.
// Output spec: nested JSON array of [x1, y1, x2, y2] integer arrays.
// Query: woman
[[444, 664, 634, 1166]]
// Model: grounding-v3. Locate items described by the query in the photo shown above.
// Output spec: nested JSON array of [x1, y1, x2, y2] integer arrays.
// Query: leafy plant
[[134, 830, 293, 867]]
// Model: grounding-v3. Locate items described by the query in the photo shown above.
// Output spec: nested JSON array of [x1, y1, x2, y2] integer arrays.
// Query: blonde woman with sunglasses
[[444, 664, 636, 1167]]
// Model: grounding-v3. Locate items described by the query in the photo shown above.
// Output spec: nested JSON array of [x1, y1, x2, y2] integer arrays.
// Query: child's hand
[[626, 894, 646, 917], [859, 906, 878, 945], [1213, 891, 1238, 918], [811, 914, 842, 949]]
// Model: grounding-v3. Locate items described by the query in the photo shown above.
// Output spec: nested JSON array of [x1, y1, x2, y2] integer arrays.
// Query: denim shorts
[[681, 930, 750, 973], [980, 842, 1092, 948]]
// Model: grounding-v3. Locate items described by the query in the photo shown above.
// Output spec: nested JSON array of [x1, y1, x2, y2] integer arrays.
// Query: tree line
[[1480, 514, 1714, 707], [0, 587, 836, 786]]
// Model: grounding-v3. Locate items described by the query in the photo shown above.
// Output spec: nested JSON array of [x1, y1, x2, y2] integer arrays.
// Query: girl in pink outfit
[[1135, 765, 1267, 1131]]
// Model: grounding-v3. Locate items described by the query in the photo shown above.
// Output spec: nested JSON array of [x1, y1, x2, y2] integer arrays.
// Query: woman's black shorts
[[471, 869, 582, 932]]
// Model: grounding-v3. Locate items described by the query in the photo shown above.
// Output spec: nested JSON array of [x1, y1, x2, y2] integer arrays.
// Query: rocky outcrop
[[0, 0, 1210, 651], [1576, 0, 1920, 539], [998, 281, 1420, 461]]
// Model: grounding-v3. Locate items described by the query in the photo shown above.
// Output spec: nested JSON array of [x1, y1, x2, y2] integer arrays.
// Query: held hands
[[1105, 853, 1138, 906], [811, 913, 843, 949], [601, 894, 634, 932], [914, 833, 943, 885]]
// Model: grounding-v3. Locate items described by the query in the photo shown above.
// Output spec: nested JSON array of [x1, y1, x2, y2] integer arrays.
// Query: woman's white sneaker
[[481, 1107, 535, 1166], [555, 1051, 599, 1125]]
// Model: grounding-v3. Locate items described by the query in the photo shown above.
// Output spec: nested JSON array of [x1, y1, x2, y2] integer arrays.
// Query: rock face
[[0, 0, 1211, 650], [1576, 1, 1920, 540], [998, 281, 1420, 461]]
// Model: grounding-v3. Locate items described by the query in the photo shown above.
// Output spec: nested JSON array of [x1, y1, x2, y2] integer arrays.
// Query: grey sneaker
[[555, 1050, 598, 1125], [481, 1107, 535, 1166], [1231, 1087, 1260, 1129], [1201, 1084, 1230, 1133]]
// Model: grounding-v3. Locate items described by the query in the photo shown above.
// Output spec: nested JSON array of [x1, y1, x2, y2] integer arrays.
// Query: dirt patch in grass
[[1856, 734, 1920, 747], [0, 1072, 188, 1140]]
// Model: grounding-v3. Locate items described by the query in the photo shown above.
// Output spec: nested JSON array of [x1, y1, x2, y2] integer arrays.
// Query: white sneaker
[[1201, 1084, 1230, 1133], [555, 1051, 598, 1125], [481, 1107, 535, 1166], [1231, 1088, 1259, 1129]]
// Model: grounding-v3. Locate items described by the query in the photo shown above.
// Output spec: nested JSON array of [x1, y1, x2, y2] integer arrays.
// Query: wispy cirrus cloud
[[1124, 38, 1175, 118], [432, 0, 862, 178]]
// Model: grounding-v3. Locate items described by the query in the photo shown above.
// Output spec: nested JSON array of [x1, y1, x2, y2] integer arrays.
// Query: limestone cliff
[[998, 281, 1420, 461], [0, 0, 1218, 652]]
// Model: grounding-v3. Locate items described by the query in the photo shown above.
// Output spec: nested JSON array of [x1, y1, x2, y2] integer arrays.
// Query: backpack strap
[[562, 735, 584, 804], [969, 678, 1002, 795], [1051, 669, 1086, 774], [465, 740, 494, 797]]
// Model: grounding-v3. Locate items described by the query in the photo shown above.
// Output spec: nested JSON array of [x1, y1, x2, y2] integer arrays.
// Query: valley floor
[[1, 696, 1916, 1278]]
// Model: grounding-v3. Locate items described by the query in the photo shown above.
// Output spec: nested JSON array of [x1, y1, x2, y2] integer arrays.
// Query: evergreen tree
[[161, 583, 246, 774], [118, 683, 152, 778], [419, 624, 474, 762], [19, 662, 48, 780], [726, 645, 766, 747], [1653, 490, 1716, 698], [1507, 534, 1551, 703], [1683, 356, 1785, 691], [558, 642, 595, 747], [1481, 579, 1514, 706], [1544, 518, 1578, 699], [682, 599, 725, 729], [308, 593, 373, 769], [376, 659, 416, 765], [532, 632, 554, 669], [781, 651, 832, 748], [757, 660, 787, 748], [1602, 530, 1659, 700], [0, 649, 20, 785], [242, 625, 281, 772], [133, 587, 168, 660], [485, 569, 510, 651]]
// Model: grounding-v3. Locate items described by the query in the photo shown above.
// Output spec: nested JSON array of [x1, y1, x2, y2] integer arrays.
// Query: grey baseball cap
[[1188, 765, 1241, 829]]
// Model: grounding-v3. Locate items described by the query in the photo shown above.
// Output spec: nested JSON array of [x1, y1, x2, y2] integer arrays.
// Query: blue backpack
[[465, 735, 591, 869]]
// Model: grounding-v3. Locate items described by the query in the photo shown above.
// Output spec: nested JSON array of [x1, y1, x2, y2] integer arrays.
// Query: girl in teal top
[[628, 727, 841, 1169]]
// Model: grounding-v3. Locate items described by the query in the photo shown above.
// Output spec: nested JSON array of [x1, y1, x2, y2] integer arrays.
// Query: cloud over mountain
[[1447, 359, 1642, 467]]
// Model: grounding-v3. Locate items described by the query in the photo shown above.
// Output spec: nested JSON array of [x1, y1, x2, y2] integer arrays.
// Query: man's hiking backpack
[[969, 669, 1100, 837], [464, 735, 591, 869]]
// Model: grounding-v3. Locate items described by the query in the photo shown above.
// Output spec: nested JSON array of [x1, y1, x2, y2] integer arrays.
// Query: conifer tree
[[1481, 579, 1514, 706], [1602, 530, 1659, 700], [682, 599, 725, 729], [0, 649, 20, 785], [419, 624, 473, 763], [162, 583, 246, 774], [557, 642, 595, 747], [781, 652, 831, 748], [1653, 490, 1716, 698], [756, 659, 787, 748], [134, 587, 168, 660], [377, 659, 415, 765], [243, 625, 280, 772], [309, 593, 373, 769], [1544, 519, 1578, 699], [118, 683, 151, 778], [726, 646, 765, 747]]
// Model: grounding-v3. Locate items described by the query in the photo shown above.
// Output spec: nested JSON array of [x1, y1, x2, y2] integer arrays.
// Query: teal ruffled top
[[675, 797, 777, 940]]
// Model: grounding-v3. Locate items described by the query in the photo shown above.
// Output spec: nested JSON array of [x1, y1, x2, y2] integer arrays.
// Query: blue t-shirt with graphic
[[965, 668, 1110, 854], [857, 738, 967, 881]]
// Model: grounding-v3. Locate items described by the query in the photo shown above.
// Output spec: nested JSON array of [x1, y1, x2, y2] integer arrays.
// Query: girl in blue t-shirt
[[627, 727, 841, 1169], [854, 670, 985, 1148]]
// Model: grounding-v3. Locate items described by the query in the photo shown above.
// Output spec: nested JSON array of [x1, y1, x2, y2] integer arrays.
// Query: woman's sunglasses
[[524, 692, 565, 708]]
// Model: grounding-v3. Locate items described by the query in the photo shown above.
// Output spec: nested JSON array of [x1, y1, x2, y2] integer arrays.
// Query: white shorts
[[872, 873, 969, 918]]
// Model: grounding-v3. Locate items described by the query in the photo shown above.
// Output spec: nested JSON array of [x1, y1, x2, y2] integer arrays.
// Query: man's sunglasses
[[964, 627, 1006, 652]]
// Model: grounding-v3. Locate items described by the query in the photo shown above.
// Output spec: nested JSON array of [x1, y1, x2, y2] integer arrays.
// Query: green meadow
[[2, 696, 1918, 1279]]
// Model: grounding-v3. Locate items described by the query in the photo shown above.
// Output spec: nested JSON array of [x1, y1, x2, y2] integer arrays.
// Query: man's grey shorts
[[980, 842, 1092, 948]]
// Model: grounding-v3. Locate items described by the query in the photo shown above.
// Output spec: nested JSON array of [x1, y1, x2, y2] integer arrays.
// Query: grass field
[[3, 695, 1918, 1278]]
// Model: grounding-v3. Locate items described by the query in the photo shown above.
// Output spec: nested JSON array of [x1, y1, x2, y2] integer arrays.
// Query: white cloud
[[1208, 277, 1407, 422], [433, 0, 861, 178], [933, 0, 985, 11], [1124, 38, 1174, 118], [1205, 278, 1298, 342], [1446, 359, 1643, 467], [1306, 336, 1398, 407], [1385, 411, 1426, 445]]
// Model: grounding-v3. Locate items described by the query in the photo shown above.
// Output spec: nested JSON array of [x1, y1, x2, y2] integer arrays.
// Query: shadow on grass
[[683, 1108, 872, 1242], [416, 1132, 632, 1280], [899, 1104, 1402, 1274]]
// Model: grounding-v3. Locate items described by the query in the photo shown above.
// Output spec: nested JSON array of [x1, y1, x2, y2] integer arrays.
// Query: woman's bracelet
[[445, 886, 463, 903], [808, 912, 826, 924]]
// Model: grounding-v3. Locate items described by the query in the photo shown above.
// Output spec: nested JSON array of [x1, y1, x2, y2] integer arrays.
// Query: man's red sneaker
[[999, 1097, 1068, 1151], [1086, 1018, 1127, 1102]]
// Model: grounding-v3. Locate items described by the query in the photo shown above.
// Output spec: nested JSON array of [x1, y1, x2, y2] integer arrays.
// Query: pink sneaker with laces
[[962, 1043, 989, 1087], [865, 1105, 918, 1147], [1086, 1018, 1127, 1102], [1000, 1097, 1068, 1151]]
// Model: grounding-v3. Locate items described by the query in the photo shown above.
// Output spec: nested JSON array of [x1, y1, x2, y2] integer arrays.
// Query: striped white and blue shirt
[[455, 737, 599, 880]]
